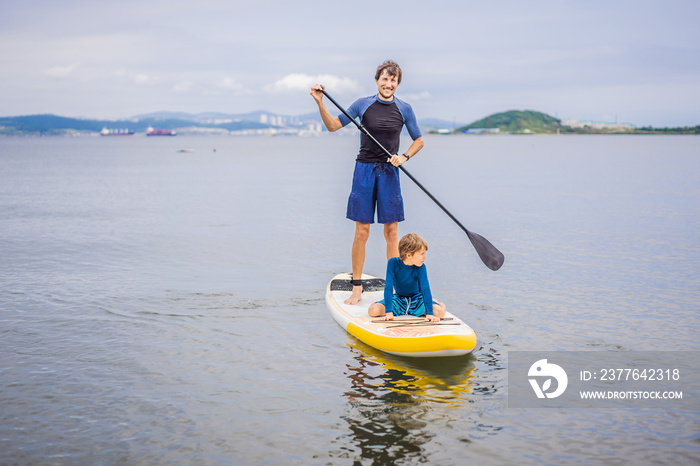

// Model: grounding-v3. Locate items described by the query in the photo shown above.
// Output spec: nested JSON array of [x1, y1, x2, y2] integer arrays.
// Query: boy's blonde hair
[[399, 233, 428, 261]]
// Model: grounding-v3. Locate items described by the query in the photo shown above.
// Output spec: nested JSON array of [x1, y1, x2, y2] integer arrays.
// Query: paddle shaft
[[320, 89, 505, 271], [383, 322, 461, 328], [372, 317, 454, 323]]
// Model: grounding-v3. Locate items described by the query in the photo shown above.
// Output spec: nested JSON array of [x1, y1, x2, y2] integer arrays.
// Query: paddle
[[371, 317, 454, 323], [320, 89, 505, 271]]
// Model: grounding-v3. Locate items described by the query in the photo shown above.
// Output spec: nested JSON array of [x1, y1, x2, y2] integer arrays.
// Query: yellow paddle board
[[325, 273, 477, 357]]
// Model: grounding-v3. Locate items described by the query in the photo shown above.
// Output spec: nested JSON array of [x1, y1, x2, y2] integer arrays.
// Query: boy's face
[[404, 248, 427, 267]]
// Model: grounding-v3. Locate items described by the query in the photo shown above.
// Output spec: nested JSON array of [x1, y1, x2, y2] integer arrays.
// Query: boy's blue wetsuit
[[379, 257, 435, 317], [338, 95, 422, 224]]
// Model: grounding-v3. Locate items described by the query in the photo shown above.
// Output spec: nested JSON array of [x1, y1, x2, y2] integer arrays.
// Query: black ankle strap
[[350, 278, 363, 287]]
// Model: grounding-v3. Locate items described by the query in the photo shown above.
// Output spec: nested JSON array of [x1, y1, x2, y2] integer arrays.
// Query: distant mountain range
[[0, 110, 696, 136], [0, 113, 276, 135], [0, 110, 465, 136]]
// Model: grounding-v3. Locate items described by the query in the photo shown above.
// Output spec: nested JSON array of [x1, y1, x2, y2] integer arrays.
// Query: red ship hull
[[147, 129, 177, 136]]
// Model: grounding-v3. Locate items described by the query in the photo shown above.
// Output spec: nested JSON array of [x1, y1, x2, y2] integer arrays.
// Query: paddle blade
[[466, 230, 505, 271]]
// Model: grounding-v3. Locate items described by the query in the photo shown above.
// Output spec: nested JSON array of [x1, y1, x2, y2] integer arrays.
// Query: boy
[[368, 233, 446, 322]]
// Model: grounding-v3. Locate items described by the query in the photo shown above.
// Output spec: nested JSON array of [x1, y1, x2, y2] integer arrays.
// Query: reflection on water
[[335, 337, 477, 464]]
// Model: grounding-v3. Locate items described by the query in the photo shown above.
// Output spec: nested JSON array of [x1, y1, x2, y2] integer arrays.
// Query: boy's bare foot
[[344, 286, 362, 305]]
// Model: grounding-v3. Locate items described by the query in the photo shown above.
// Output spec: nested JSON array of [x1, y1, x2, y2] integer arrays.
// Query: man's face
[[376, 71, 399, 101]]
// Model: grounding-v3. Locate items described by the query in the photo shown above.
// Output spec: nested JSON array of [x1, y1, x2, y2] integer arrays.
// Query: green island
[[446, 110, 699, 135]]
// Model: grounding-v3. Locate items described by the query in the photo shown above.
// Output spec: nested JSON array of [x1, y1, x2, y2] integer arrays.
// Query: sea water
[[1, 134, 699, 464]]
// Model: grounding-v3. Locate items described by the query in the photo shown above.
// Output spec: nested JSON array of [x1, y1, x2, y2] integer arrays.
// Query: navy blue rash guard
[[383, 257, 434, 316], [338, 95, 422, 163]]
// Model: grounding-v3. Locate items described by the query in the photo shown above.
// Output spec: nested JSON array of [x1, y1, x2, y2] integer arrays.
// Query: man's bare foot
[[344, 286, 362, 305]]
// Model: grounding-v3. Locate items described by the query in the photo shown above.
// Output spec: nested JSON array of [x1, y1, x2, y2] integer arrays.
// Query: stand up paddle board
[[325, 273, 477, 357]]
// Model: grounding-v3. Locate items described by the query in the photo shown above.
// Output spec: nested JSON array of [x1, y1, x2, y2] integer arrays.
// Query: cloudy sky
[[1, 0, 698, 126]]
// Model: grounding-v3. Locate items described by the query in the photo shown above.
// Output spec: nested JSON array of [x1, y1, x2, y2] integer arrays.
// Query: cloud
[[172, 81, 194, 92], [45, 64, 79, 78], [219, 77, 243, 90], [266, 73, 361, 93]]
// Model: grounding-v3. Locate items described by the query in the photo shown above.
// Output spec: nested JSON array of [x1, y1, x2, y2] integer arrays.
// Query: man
[[310, 60, 424, 305]]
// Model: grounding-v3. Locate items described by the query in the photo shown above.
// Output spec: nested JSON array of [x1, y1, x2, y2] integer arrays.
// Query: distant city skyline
[[1, 0, 698, 127]]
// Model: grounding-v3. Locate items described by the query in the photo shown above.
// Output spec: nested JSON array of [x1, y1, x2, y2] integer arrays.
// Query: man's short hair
[[375, 60, 402, 85]]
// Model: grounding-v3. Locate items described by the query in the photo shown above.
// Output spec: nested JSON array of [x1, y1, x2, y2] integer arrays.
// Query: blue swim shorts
[[346, 162, 404, 224], [377, 293, 438, 317]]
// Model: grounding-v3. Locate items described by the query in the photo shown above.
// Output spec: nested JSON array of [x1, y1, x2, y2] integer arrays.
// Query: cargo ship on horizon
[[100, 127, 134, 136], [146, 126, 177, 136]]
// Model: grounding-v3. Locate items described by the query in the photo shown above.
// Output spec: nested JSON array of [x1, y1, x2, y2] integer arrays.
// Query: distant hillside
[[457, 110, 562, 134], [0, 115, 111, 134], [0, 114, 275, 135]]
